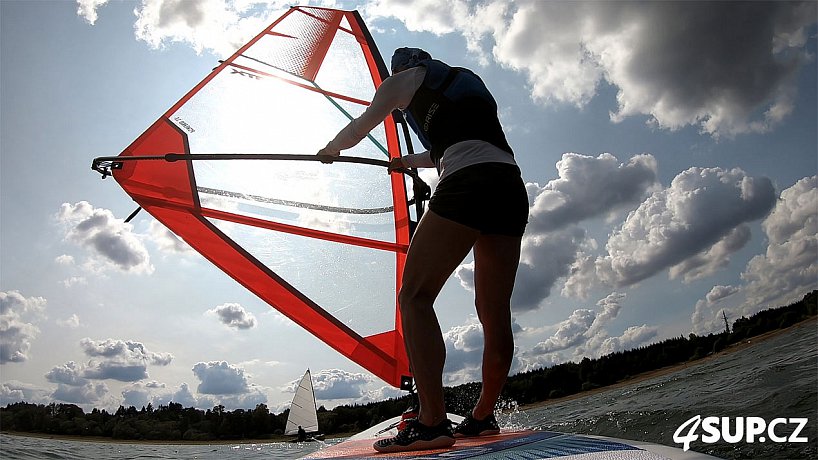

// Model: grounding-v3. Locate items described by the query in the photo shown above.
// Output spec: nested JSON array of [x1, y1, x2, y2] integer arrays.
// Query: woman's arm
[[317, 68, 424, 158], [389, 151, 434, 171]]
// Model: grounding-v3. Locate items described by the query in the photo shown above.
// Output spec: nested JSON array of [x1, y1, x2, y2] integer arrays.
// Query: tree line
[[2, 290, 814, 441]]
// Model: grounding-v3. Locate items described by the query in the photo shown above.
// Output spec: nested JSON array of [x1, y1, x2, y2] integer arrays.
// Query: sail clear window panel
[[313, 17, 376, 104], [249, 8, 338, 79], [196, 172, 396, 242], [192, 158, 397, 242], [207, 216, 396, 337], [196, 184, 397, 243], [172, 68, 347, 156], [230, 55, 313, 87], [327, 98, 391, 161], [170, 66, 396, 242]]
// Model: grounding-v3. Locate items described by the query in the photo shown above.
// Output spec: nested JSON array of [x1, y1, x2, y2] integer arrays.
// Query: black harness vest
[[404, 60, 513, 170]]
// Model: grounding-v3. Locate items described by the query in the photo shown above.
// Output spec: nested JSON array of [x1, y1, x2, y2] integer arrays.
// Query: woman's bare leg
[[470, 233, 522, 420], [399, 210, 479, 426]]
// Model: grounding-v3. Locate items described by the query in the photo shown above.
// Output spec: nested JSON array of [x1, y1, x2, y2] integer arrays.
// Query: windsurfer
[[318, 47, 528, 453]]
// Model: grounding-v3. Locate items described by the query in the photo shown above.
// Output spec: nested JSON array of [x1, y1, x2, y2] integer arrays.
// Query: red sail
[[110, 7, 411, 387]]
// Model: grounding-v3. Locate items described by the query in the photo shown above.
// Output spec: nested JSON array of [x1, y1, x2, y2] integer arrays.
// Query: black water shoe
[[453, 413, 500, 437], [373, 418, 455, 453]]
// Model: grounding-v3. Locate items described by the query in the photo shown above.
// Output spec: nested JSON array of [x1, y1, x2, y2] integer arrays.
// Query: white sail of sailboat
[[285, 369, 320, 437]]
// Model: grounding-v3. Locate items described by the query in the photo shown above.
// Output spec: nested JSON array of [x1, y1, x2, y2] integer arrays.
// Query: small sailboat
[[285, 369, 323, 442]]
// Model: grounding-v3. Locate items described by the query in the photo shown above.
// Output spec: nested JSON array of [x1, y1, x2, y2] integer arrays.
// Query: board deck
[[302, 414, 720, 459]]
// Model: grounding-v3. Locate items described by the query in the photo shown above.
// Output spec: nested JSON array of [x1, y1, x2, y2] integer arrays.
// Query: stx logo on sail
[[673, 415, 809, 451]]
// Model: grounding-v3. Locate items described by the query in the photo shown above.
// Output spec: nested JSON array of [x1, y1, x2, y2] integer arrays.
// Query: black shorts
[[428, 162, 529, 236]]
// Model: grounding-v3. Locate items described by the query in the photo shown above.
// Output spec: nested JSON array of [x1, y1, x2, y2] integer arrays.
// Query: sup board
[[302, 414, 720, 459]]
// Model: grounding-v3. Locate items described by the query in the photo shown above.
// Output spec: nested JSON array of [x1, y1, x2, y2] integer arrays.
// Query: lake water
[[523, 320, 817, 459], [1, 321, 815, 459]]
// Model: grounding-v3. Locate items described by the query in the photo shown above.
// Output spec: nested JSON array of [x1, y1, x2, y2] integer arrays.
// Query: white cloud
[[52, 382, 109, 406], [522, 292, 654, 361], [172, 383, 204, 408], [689, 174, 817, 337], [691, 169, 818, 334], [513, 226, 589, 311], [120, 380, 170, 409], [55, 254, 75, 265], [80, 1, 815, 138], [0, 384, 26, 406], [58, 201, 154, 275], [738, 175, 818, 313], [691, 285, 739, 335], [206, 303, 258, 330], [57, 314, 81, 328], [527, 153, 658, 232], [150, 382, 201, 409], [81, 337, 173, 365], [46, 362, 89, 386], [303, 368, 371, 400], [359, 385, 405, 404], [149, 220, 193, 254], [561, 252, 599, 300], [46, 361, 110, 405], [457, 153, 656, 309], [597, 325, 659, 357], [213, 388, 268, 410], [454, 225, 591, 312], [0, 290, 46, 318], [441, 320, 485, 385], [587, 292, 625, 338], [122, 385, 152, 409], [77, 0, 262, 56], [531, 309, 595, 355], [369, 0, 816, 138], [76, 0, 110, 25], [60, 276, 88, 288], [433, 317, 527, 385], [574, 293, 636, 359], [0, 380, 51, 406], [56, 254, 88, 287], [128, 0, 289, 57], [193, 361, 250, 395], [670, 225, 752, 283], [515, 352, 564, 374], [366, 0, 465, 36], [0, 290, 46, 364], [597, 167, 776, 287], [77, 338, 173, 382], [238, 358, 281, 369], [84, 362, 151, 382], [453, 231, 579, 314], [707, 285, 740, 304]]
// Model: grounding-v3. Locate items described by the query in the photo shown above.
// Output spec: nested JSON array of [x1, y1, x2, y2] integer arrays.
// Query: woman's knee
[[398, 285, 437, 314], [475, 295, 512, 327]]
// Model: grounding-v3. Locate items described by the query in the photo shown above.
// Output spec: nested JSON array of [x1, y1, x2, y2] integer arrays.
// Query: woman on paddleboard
[[318, 47, 528, 453]]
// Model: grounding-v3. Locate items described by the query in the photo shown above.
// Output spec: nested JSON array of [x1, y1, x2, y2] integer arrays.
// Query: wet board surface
[[302, 415, 720, 459]]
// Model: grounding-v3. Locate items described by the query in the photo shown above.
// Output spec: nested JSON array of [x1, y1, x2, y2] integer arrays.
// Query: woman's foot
[[373, 418, 455, 453], [453, 413, 500, 437]]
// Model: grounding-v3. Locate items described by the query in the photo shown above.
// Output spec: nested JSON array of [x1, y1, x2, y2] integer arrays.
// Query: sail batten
[[198, 186, 396, 214], [201, 207, 409, 254]]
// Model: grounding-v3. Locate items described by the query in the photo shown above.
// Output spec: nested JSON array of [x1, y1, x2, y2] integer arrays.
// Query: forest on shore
[[2, 290, 815, 442]]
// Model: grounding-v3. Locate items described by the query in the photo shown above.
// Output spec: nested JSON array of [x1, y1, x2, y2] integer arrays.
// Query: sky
[[1, 0, 816, 415]]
